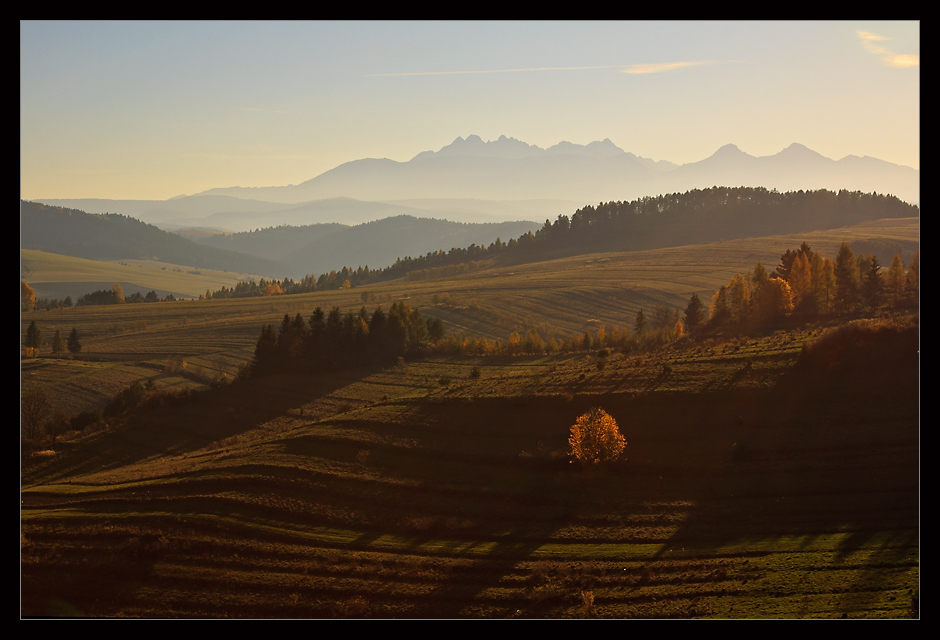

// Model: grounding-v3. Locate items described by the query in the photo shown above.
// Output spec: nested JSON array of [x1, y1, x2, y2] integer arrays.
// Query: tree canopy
[[568, 408, 626, 465]]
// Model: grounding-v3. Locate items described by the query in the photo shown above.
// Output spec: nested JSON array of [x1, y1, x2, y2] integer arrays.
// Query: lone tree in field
[[67, 327, 82, 354], [52, 328, 65, 356], [21, 390, 50, 441], [568, 408, 626, 465], [25, 320, 42, 352]]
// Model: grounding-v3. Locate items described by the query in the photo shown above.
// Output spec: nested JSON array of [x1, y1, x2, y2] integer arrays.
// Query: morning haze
[[21, 21, 918, 619]]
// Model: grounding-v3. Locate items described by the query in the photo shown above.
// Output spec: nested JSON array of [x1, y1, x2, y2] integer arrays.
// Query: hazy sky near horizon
[[21, 20, 919, 201]]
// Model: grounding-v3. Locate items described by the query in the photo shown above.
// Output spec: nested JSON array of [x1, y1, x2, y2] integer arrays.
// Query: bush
[[104, 381, 147, 417], [70, 410, 103, 432]]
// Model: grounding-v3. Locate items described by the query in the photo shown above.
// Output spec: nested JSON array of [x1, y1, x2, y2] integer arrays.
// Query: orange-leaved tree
[[568, 408, 626, 465]]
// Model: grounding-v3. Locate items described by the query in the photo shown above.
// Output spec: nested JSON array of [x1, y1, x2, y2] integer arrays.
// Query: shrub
[[70, 409, 103, 432], [104, 381, 147, 417]]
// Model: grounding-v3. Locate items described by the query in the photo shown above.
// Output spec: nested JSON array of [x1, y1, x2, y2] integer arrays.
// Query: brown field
[[21, 220, 919, 618]]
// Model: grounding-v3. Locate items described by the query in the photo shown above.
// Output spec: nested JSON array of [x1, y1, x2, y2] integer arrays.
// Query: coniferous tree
[[862, 255, 884, 311], [684, 293, 706, 336], [709, 286, 730, 325], [26, 320, 42, 351], [834, 242, 860, 315], [67, 327, 82, 353], [820, 257, 837, 315], [52, 328, 65, 356], [905, 250, 919, 306], [885, 253, 906, 309], [634, 309, 646, 337]]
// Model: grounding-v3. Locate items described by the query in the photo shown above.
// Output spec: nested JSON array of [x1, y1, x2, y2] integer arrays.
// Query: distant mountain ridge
[[189, 137, 918, 206], [32, 137, 918, 235]]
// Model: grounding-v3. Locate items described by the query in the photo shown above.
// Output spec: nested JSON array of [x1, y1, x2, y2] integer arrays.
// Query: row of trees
[[23, 321, 81, 357], [22, 280, 178, 309], [198, 188, 918, 302], [74, 283, 177, 306], [701, 243, 918, 331], [250, 303, 445, 376]]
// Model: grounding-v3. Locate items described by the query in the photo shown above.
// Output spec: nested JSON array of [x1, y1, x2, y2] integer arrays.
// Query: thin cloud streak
[[620, 60, 724, 74], [369, 65, 627, 77], [235, 107, 292, 114], [857, 30, 918, 67], [182, 153, 312, 160]]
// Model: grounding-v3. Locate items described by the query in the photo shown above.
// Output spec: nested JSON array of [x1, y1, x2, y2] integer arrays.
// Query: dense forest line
[[204, 187, 918, 299]]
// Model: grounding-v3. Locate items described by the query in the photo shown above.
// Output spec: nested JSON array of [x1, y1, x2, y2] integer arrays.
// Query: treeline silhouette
[[249, 303, 445, 376], [204, 187, 918, 299]]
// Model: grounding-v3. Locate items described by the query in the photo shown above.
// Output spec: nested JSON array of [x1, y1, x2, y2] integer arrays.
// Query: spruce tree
[[67, 327, 82, 353], [52, 328, 65, 356], [683, 293, 706, 336], [26, 321, 42, 351], [834, 242, 860, 314]]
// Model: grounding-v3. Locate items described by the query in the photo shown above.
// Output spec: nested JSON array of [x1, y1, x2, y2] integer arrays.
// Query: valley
[[20, 218, 919, 618]]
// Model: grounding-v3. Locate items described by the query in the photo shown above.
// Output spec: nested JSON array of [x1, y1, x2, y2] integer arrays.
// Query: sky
[[21, 20, 919, 201]]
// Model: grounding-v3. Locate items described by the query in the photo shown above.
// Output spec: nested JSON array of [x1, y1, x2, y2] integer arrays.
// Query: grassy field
[[21, 217, 919, 419], [20, 316, 919, 618], [21, 249, 264, 300], [21, 218, 919, 618]]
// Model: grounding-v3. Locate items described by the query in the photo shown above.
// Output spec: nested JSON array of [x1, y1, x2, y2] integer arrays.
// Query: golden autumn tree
[[21, 281, 36, 311], [568, 408, 626, 465]]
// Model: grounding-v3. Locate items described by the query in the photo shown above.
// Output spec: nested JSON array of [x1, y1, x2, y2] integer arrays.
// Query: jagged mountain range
[[192, 136, 918, 206], [33, 136, 918, 234]]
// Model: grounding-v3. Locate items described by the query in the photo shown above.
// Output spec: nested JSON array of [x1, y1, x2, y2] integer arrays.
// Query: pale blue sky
[[21, 20, 919, 200]]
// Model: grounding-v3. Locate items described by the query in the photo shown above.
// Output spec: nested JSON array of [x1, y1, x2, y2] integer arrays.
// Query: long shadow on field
[[21, 367, 380, 487], [364, 341, 917, 617], [643, 344, 919, 613]]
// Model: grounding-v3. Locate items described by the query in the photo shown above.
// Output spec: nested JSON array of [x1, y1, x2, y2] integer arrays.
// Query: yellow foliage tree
[[568, 408, 626, 465], [21, 281, 36, 311]]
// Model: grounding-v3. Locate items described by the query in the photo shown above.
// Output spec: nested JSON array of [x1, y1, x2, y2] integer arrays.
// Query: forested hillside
[[233, 187, 917, 292], [20, 201, 284, 277]]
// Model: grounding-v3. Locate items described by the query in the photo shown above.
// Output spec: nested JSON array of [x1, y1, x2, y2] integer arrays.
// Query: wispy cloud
[[857, 30, 918, 67], [182, 153, 311, 160], [369, 65, 625, 77], [235, 107, 292, 114], [620, 60, 721, 75]]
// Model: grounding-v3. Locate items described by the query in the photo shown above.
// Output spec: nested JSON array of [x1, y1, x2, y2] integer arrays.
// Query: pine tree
[[26, 320, 42, 351], [52, 328, 65, 356], [862, 254, 884, 311], [885, 252, 906, 309], [709, 286, 730, 325], [834, 242, 860, 315], [684, 293, 706, 336], [905, 250, 919, 306], [67, 327, 82, 354]]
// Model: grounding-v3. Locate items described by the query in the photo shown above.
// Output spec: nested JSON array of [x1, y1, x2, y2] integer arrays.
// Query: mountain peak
[[414, 135, 631, 161]]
